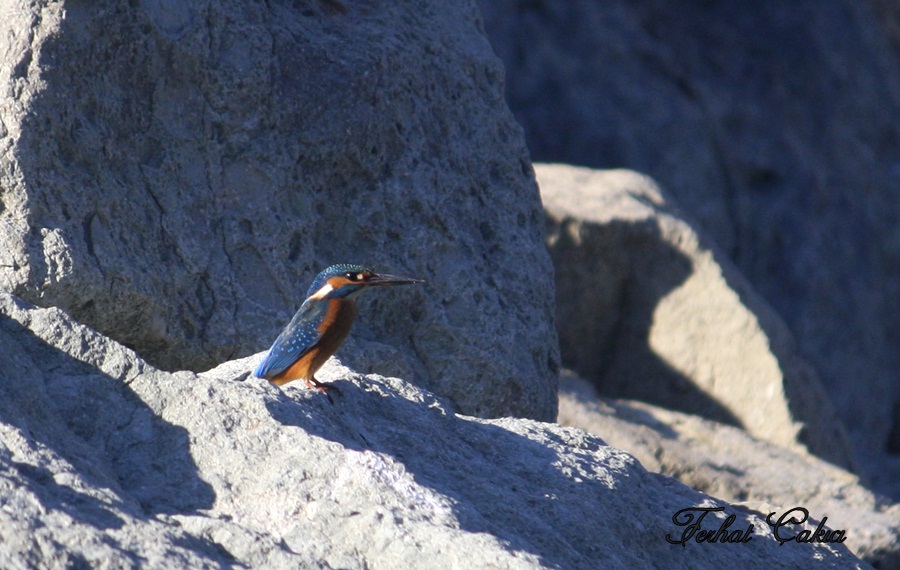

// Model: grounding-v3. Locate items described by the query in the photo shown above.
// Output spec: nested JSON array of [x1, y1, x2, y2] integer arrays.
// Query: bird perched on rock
[[253, 263, 423, 395]]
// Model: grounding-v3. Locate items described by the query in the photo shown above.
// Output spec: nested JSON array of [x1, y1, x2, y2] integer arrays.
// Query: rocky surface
[[0, 0, 559, 421], [479, 0, 900, 497], [0, 293, 870, 569], [559, 374, 900, 569], [0, 1, 891, 567], [538, 163, 855, 471]]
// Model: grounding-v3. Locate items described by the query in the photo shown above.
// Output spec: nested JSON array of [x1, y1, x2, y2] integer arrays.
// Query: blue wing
[[253, 300, 327, 379]]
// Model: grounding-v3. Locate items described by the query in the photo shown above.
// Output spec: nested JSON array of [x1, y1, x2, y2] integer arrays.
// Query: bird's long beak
[[365, 273, 425, 287]]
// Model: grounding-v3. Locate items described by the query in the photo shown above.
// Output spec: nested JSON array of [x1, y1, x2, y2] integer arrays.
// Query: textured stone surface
[[479, 0, 900, 497], [560, 374, 900, 569], [0, 0, 558, 420], [0, 293, 869, 569], [539, 163, 854, 471]]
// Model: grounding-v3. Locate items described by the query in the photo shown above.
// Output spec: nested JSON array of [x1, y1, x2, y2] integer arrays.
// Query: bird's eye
[[345, 272, 366, 282]]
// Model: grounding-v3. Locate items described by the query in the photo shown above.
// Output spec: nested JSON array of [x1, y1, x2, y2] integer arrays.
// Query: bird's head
[[305, 263, 424, 301]]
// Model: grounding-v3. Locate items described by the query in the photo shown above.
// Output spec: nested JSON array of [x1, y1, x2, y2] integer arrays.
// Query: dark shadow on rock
[[265, 377, 845, 568], [548, 217, 744, 428], [9, 460, 126, 531], [559, 380, 681, 441], [0, 311, 215, 520], [709, 243, 861, 475], [480, 0, 899, 496]]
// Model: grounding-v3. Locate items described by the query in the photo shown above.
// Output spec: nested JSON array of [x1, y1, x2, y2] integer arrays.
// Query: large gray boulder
[[478, 0, 900, 497], [538, 163, 855, 471], [0, 293, 869, 569], [559, 374, 900, 568], [0, 0, 558, 421]]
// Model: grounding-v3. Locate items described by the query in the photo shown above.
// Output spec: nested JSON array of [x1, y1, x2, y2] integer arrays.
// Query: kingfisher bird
[[253, 263, 423, 395]]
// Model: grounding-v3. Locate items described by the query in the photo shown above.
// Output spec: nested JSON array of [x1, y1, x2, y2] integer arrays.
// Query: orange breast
[[268, 355, 316, 386], [269, 300, 358, 386]]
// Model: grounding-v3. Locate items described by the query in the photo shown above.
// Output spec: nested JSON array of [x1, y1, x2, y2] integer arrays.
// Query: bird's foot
[[305, 377, 341, 404]]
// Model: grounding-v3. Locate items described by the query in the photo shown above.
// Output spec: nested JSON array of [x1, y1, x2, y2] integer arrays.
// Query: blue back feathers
[[253, 299, 327, 378]]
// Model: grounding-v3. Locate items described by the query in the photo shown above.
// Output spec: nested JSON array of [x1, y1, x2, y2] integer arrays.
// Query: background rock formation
[[479, 0, 900, 497], [540, 163, 900, 563], [0, 0, 559, 421], [539, 164, 854, 471]]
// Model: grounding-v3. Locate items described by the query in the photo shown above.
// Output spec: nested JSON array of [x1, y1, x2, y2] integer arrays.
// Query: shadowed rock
[[478, 0, 900, 497]]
